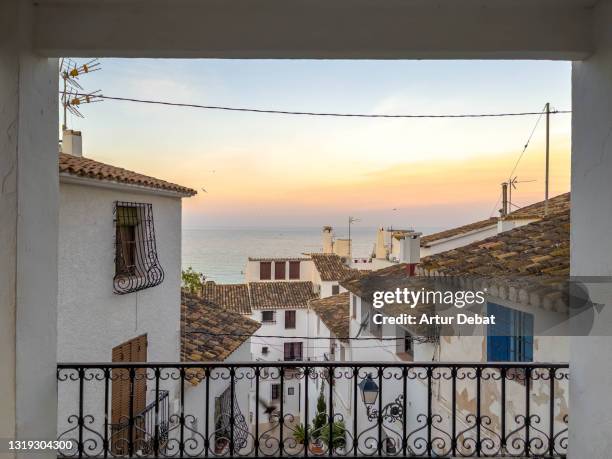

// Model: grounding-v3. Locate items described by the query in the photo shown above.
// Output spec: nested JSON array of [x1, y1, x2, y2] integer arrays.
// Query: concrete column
[[0, 0, 59, 457], [570, 0, 612, 456]]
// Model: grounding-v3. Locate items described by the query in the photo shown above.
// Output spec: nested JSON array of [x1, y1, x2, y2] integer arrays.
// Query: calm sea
[[182, 226, 441, 283]]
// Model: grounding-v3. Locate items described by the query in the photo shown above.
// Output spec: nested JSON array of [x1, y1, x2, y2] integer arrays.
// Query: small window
[[285, 310, 296, 329], [262, 310, 276, 323], [283, 342, 303, 361], [487, 303, 534, 362], [262, 346, 269, 355], [260, 262, 272, 280], [274, 261, 286, 279], [287, 387, 295, 396], [332, 284, 340, 295], [289, 261, 301, 279], [271, 384, 280, 401], [114, 202, 164, 294]]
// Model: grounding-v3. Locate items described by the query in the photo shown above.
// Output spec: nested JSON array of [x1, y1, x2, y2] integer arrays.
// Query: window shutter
[[274, 262, 286, 280], [260, 262, 272, 280], [289, 261, 300, 279]]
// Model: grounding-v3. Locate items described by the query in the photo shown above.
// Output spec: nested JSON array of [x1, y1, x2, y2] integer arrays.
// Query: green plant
[[292, 423, 308, 445], [320, 420, 346, 450], [311, 382, 327, 440], [181, 267, 205, 294]]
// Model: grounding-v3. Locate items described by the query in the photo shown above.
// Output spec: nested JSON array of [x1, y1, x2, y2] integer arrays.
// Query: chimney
[[500, 182, 508, 217], [399, 231, 421, 273], [375, 227, 387, 259], [333, 238, 351, 259], [322, 226, 334, 253], [61, 129, 82, 156]]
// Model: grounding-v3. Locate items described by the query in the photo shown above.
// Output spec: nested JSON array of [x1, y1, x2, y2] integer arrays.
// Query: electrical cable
[[64, 92, 571, 120]]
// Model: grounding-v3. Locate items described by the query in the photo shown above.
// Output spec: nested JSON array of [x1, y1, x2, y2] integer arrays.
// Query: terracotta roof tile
[[181, 292, 261, 384], [309, 253, 355, 281], [309, 292, 350, 341], [200, 282, 251, 314], [420, 193, 570, 247], [340, 263, 412, 298], [503, 192, 570, 220], [249, 281, 318, 309], [421, 218, 498, 247], [59, 153, 196, 196]]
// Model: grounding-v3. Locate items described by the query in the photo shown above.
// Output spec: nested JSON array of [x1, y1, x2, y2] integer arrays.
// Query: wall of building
[[420, 225, 498, 258], [56, 182, 184, 447], [0, 1, 59, 455], [245, 259, 314, 283], [57, 182, 183, 363], [250, 308, 309, 362], [570, 0, 612, 455]]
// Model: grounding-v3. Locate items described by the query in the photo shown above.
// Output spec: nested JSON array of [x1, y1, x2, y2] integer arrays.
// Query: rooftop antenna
[[60, 58, 102, 130], [508, 176, 536, 211], [348, 216, 360, 245]]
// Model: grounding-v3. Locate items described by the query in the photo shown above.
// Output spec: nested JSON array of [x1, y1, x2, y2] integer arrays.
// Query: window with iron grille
[[113, 202, 164, 294], [271, 384, 280, 401]]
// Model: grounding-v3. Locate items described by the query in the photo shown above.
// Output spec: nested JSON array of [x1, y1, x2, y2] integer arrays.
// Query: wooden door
[[111, 334, 147, 454]]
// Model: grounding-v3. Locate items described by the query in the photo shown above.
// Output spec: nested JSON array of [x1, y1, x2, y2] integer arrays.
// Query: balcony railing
[[57, 362, 569, 458]]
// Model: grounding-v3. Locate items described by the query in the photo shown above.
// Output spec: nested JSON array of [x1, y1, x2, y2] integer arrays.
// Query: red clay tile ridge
[[59, 153, 196, 197]]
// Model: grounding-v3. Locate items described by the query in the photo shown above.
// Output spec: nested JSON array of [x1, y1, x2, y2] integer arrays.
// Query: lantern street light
[[358, 373, 404, 422]]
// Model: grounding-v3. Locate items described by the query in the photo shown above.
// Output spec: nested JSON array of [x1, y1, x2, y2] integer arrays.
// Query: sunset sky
[[63, 59, 571, 231]]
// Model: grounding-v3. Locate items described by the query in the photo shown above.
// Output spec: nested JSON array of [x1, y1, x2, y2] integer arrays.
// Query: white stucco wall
[[56, 180, 185, 450], [57, 181, 183, 363], [250, 308, 309, 362], [0, 2, 59, 455], [570, 0, 612, 455]]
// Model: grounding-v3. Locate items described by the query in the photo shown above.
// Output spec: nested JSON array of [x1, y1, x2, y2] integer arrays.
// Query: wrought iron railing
[[56, 362, 569, 458], [108, 389, 170, 455]]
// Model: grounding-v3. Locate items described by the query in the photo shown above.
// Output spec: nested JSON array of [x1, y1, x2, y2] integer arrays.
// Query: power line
[[63, 92, 571, 120], [186, 329, 432, 342], [488, 104, 549, 217]]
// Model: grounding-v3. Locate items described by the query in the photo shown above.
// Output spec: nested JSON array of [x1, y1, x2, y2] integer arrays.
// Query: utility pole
[[501, 182, 508, 217], [545, 102, 550, 215]]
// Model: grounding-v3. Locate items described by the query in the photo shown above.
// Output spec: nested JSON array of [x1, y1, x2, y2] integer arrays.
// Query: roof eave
[[60, 173, 196, 198]]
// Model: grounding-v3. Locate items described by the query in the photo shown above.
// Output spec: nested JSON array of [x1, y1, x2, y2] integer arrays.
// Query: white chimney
[[375, 227, 387, 259], [333, 238, 352, 259], [399, 231, 422, 264], [61, 129, 82, 156], [322, 226, 334, 253]]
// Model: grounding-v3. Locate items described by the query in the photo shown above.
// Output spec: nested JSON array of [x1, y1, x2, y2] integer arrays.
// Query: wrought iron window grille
[[113, 201, 165, 294]]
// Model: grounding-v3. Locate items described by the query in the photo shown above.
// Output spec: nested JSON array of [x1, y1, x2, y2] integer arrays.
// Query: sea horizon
[[182, 225, 443, 284]]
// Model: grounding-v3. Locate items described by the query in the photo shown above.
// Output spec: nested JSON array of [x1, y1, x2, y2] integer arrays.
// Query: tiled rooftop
[[309, 292, 350, 341], [59, 153, 197, 196], [200, 282, 252, 314], [250, 281, 318, 310], [308, 253, 355, 281], [181, 291, 261, 384], [343, 204, 570, 312], [420, 192, 570, 247]]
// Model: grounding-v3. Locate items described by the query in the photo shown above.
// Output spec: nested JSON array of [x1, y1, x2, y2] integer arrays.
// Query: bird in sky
[[201, 187, 208, 193]]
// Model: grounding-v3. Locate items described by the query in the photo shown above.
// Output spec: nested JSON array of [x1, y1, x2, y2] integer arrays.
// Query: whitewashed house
[[337, 195, 571, 455], [181, 291, 260, 456], [56, 130, 196, 453]]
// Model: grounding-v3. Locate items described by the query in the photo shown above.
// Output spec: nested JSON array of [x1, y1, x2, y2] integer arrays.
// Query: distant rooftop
[[309, 292, 350, 341], [250, 281, 318, 310], [420, 192, 570, 247]]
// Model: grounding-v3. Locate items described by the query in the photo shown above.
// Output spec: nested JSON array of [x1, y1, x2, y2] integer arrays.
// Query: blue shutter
[[521, 312, 534, 362], [487, 303, 512, 361]]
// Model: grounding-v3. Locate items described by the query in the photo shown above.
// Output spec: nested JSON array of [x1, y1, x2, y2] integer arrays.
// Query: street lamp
[[358, 373, 404, 422], [358, 373, 379, 407]]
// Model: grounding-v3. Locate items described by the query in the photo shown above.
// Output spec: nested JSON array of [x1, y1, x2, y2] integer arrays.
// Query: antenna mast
[[59, 58, 102, 130]]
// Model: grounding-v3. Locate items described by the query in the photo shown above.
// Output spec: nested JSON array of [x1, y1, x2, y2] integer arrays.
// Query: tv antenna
[[60, 58, 102, 130], [506, 176, 536, 212]]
